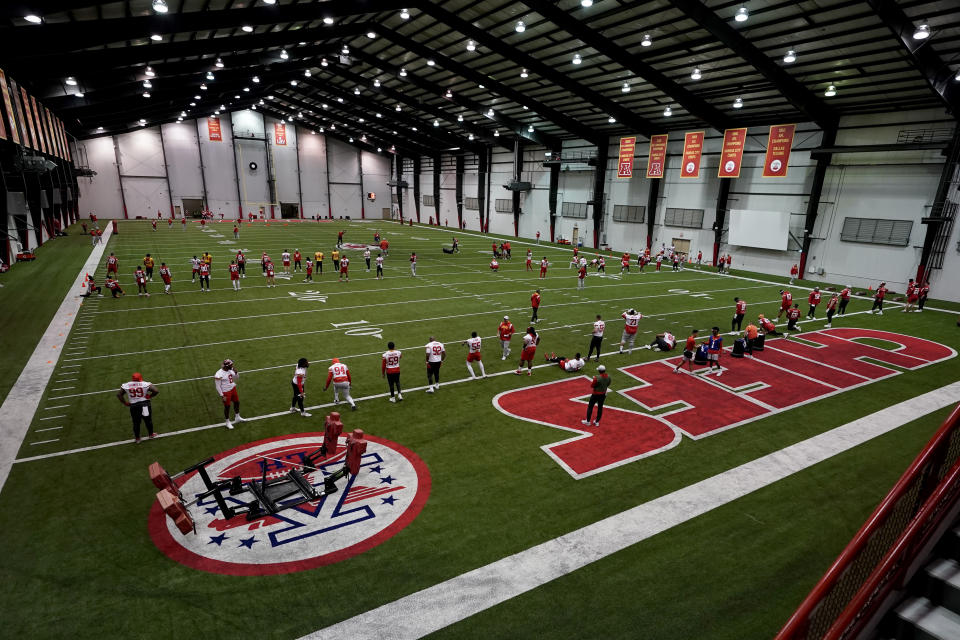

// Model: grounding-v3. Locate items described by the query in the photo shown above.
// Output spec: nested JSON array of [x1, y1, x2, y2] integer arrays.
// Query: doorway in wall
[[672, 238, 691, 257], [174, 205, 182, 219], [382, 207, 391, 219], [182, 198, 205, 218], [280, 202, 299, 219]]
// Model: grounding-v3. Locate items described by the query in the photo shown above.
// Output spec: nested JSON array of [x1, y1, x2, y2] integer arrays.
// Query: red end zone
[[493, 329, 955, 479]]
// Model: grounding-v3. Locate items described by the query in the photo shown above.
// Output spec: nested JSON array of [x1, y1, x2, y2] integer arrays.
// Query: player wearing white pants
[[324, 358, 356, 410], [619, 309, 643, 354]]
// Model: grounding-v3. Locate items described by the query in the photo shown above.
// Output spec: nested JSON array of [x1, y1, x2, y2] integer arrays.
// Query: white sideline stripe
[[303, 381, 960, 640], [0, 225, 114, 495], [64, 283, 768, 362]]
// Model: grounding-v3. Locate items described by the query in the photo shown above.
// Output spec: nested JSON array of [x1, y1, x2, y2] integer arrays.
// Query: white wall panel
[[161, 122, 203, 214], [122, 177, 170, 220], [76, 136, 123, 218], [116, 127, 164, 177], [268, 116, 301, 211], [299, 131, 329, 218], [361, 150, 390, 221], [198, 116, 240, 218]]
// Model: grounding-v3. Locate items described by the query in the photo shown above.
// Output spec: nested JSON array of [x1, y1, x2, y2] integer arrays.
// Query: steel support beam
[[432, 154, 441, 226], [866, 0, 960, 117], [548, 162, 560, 243], [798, 128, 836, 276], [414, 1, 654, 138], [395, 155, 404, 223], [671, 0, 837, 130], [477, 150, 488, 233], [646, 178, 660, 251], [591, 146, 608, 248], [413, 157, 422, 223], [522, 0, 732, 132], [455, 154, 464, 230], [917, 129, 960, 283], [512, 138, 523, 237]]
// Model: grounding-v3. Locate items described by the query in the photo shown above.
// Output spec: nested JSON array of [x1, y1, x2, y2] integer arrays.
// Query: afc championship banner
[[275, 122, 287, 146], [0, 69, 19, 145], [646, 134, 668, 178], [207, 117, 222, 142], [617, 136, 635, 178], [680, 131, 704, 178], [762, 124, 796, 178], [718, 127, 748, 178]]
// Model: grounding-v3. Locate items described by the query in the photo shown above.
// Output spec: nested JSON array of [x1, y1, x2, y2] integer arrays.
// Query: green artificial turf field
[[0, 218, 957, 639]]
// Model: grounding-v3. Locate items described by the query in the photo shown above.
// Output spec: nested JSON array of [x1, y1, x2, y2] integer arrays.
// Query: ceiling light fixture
[[581, 0, 593, 6], [242, 25, 254, 32], [457, 114, 464, 122], [330, 124, 335, 129], [445, 89, 452, 98], [466, 40, 476, 51], [399, 68, 407, 77], [735, 5, 748, 22], [515, 21, 526, 33], [487, 108, 494, 117], [377, 147, 382, 152], [260, 100, 265, 105], [349, 137, 354, 143], [493, 129, 500, 137], [152, 0, 168, 13], [75, 92, 84, 98], [206, 71, 215, 80], [234, 94, 240, 99], [252, 75, 260, 83], [433, 119, 439, 127], [955, 69, 960, 81], [783, 49, 797, 63], [468, 133, 474, 140], [194, 94, 201, 99], [321, 59, 328, 67], [691, 67, 702, 80], [215, 58, 224, 69], [395, 104, 401, 111], [341, 45, 349, 55], [641, 34, 652, 47], [608, 116, 616, 123], [337, 97, 343, 102], [150, 34, 162, 41], [143, 79, 152, 88], [520, 68, 528, 78], [145, 66, 156, 77], [373, 79, 380, 87], [280, 49, 289, 60], [65, 76, 77, 86], [323, 17, 334, 25], [573, 53, 582, 65], [304, 69, 311, 77], [190, 102, 196, 106], [354, 87, 361, 95], [24, 14, 43, 24], [913, 22, 930, 40], [663, 106, 672, 117], [367, 31, 377, 39], [96, 126, 104, 132], [400, 8, 410, 19], [139, 119, 147, 126], [143, 92, 151, 98], [290, 79, 298, 86], [527, 124, 534, 132], [376, 112, 382, 118], [622, 81, 630, 92], [427, 59, 436, 66], [824, 84, 836, 96], [733, 97, 743, 108], [263, 0, 276, 4]]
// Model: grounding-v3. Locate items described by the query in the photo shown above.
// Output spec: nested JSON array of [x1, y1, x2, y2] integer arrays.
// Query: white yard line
[[29, 439, 59, 446], [43, 405, 70, 410], [38, 415, 65, 421], [0, 225, 114, 494], [35, 427, 63, 433], [302, 381, 960, 640]]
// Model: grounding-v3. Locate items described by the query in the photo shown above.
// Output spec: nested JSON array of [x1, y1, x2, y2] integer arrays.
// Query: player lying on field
[[544, 352, 586, 372]]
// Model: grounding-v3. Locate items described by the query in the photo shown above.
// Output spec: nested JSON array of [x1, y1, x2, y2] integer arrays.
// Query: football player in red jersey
[[339, 256, 350, 282], [196, 261, 210, 292], [382, 342, 403, 402], [293, 249, 302, 271], [409, 252, 417, 277], [105, 276, 125, 297], [785, 303, 802, 332], [839, 285, 851, 315], [539, 257, 548, 279], [106, 252, 119, 276], [918, 281, 930, 312], [789, 263, 799, 284], [530, 289, 541, 323], [236, 251, 246, 278], [577, 261, 587, 290], [732, 297, 747, 333], [620, 252, 631, 275], [229, 260, 240, 291], [304, 258, 313, 282], [265, 260, 276, 287], [825, 293, 839, 327], [159, 262, 172, 294], [674, 329, 700, 373], [134, 266, 149, 297], [515, 327, 540, 376], [526, 249, 533, 271], [777, 289, 793, 320], [490, 258, 500, 272], [871, 282, 887, 315], [903, 279, 918, 313], [807, 287, 822, 319], [233, 223, 239, 239]]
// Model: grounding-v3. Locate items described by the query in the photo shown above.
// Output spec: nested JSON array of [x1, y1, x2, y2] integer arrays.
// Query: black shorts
[[683, 350, 694, 360]]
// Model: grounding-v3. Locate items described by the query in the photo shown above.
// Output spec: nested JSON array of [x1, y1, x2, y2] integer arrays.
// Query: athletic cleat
[[289, 407, 297, 413], [351, 405, 357, 411], [515, 370, 522, 375], [135, 438, 141, 444], [149, 432, 158, 439], [301, 411, 312, 417], [425, 386, 435, 393], [824, 323, 832, 328], [527, 370, 532, 376], [581, 420, 591, 426], [225, 420, 233, 430], [501, 355, 507, 361], [397, 394, 403, 401], [716, 370, 723, 377], [389, 397, 397, 403], [233, 415, 244, 423], [593, 421, 600, 427]]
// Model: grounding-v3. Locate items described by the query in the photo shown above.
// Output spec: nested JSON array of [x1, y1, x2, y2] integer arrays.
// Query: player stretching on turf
[[515, 326, 540, 376], [382, 342, 403, 402], [463, 331, 486, 379], [214, 359, 244, 429], [545, 351, 585, 372]]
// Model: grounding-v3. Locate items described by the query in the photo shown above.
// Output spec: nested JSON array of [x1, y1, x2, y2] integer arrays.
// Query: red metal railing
[[776, 402, 960, 640]]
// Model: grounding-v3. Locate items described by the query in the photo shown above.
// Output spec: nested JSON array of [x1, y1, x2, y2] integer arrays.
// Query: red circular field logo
[[149, 432, 430, 575]]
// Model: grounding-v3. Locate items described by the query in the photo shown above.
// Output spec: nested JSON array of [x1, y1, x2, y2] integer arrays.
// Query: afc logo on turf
[[494, 328, 955, 479], [149, 434, 430, 575]]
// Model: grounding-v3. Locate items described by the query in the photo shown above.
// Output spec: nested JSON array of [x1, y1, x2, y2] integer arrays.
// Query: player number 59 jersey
[[382, 350, 402, 373]]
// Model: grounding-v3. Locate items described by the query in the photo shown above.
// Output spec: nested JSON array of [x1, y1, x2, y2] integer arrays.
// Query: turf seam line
[[301, 381, 960, 640]]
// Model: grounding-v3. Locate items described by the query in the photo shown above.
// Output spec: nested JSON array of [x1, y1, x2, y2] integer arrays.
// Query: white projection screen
[[728, 209, 790, 250]]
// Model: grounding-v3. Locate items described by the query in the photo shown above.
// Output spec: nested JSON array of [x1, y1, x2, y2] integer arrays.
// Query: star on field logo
[[149, 433, 430, 575]]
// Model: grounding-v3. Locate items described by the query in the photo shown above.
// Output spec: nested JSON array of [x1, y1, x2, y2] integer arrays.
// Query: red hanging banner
[[645, 134, 668, 178], [207, 117, 222, 142], [617, 136, 635, 178], [718, 127, 748, 178], [680, 131, 704, 178], [0, 69, 19, 145], [274, 122, 287, 146], [762, 123, 796, 178]]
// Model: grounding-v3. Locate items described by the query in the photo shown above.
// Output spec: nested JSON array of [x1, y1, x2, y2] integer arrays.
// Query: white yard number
[[331, 320, 383, 340]]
